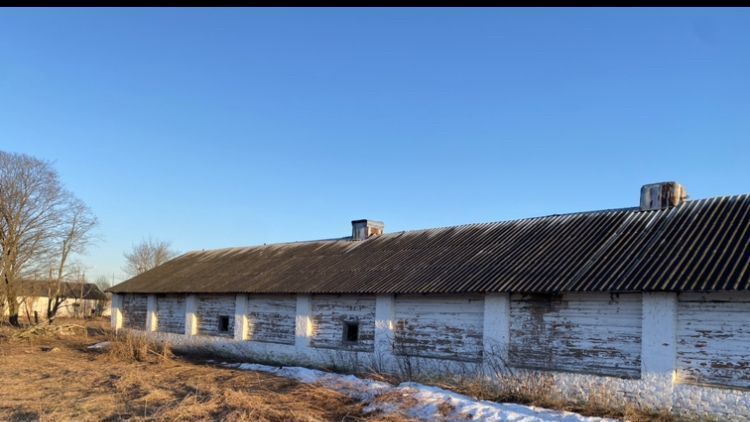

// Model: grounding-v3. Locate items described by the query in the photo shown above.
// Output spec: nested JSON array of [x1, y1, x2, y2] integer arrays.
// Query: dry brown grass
[[0, 319, 402, 422], [105, 331, 173, 363]]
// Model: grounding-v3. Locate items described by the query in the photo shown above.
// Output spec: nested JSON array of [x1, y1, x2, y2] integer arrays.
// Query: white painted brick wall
[[110, 294, 123, 330], [375, 294, 396, 368], [642, 292, 677, 375], [234, 294, 248, 341], [146, 294, 157, 332], [295, 295, 312, 350], [185, 294, 198, 336], [483, 293, 510, 360]]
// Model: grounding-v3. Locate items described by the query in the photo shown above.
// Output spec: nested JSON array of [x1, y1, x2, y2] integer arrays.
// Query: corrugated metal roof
[[110, 194, 750, 295]]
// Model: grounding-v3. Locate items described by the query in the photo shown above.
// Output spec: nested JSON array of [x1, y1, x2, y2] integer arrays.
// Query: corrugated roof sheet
[[110, 194, 750, 295]]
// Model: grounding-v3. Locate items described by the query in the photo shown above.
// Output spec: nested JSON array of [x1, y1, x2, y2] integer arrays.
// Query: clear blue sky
[[1, 8, 748, 284]]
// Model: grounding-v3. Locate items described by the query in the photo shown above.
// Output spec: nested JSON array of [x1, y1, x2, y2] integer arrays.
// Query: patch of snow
[[384, 382, 612, 422], [87, 341, 111, 350], [234, 363, 391, 400], [225, 362, 614, 422]]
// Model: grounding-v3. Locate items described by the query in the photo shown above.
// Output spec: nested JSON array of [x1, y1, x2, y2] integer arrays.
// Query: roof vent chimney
[[640, 181, 688, 211], [351, 219, 384, 241]]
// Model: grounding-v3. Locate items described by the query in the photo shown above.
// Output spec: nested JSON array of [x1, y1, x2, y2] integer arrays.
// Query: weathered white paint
[[196, 294, 235, 338], [394, 294, 484, 361], [295, 295, 312, 350], [641, 292, 677, 408], [146, 294, 158, 332], [156, 295, 186, 334], [510, 293, 642, 378], [311, 295, 375, 352], [672, 294, 750, 422], [248, 294, 296, 345], [642, 293, 677, 375], [234, 294, 248, 341], [121, 294, 147, 329], [185, 294, 198, 336], [111, 293, 123, 330], [374, 294, 396, 368], [677, 292, 750, 389], [483, 293, 510, 361]]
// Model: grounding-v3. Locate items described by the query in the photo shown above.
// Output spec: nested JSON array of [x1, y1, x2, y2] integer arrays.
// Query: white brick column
[[146, 295, 158, 332], [234, 294, 248, 340], [111, 294, 123, 331], [375, 294, 396, 370], [185, 294, 199, 336], [483, 293, 511, 363], [641, 292, 677, 410], [295, 294, 312, 349]]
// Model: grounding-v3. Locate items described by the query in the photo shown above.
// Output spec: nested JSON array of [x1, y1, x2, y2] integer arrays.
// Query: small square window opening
[[343, 321, 359, 343], [218, 315, 230, 332]]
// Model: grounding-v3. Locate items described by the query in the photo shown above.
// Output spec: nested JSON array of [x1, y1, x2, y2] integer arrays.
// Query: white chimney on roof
[[640, 181, 688, 211], [351, 219, 384, 241]]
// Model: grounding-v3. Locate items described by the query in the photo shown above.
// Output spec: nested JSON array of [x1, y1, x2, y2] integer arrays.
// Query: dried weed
[[0, 319, 393, 422]]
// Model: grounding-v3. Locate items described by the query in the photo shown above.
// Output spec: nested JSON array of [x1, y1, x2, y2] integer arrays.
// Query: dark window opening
[[343, 321, 359, 343], [218, 315, 230, 332]]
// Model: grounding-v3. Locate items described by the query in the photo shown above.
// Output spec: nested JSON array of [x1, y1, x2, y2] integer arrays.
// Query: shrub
[[107, 331, 172, 363]]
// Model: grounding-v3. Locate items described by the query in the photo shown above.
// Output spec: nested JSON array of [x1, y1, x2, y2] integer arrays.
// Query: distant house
[[109, 181, 750, 419], [16, 280, 109, 322]]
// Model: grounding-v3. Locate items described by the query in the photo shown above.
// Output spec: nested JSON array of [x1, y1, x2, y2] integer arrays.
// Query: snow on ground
[[223, 362, 615, 422], [86, 341, 111, 350], [234, 363, 391, 401]]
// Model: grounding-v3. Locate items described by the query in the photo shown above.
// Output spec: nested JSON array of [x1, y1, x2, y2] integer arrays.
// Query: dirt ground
[[0, 319, 402, 422]]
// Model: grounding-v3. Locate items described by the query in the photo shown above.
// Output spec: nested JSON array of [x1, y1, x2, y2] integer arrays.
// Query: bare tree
[[0, 152, 67, 326], [93, 275, 111, 317], [123, 238, 177, 277], [44, 198, 98, 323], [93, 275, 111, 292], [0, 151, 98, 326]]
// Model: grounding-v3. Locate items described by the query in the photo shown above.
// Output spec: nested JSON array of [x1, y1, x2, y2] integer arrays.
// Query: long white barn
[[109, 182, 750, 419]]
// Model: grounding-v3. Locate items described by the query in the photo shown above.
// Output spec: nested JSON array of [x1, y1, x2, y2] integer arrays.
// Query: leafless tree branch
[[0, 151, 98, 326], [123, 238, 178, 277]]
